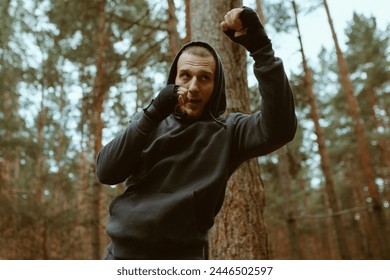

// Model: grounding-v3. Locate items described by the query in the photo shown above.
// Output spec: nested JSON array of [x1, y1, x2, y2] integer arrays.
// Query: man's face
[[175, 52, 216, 120]]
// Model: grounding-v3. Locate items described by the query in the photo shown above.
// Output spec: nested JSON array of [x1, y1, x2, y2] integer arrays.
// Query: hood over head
[[167, 41, 226, 121]]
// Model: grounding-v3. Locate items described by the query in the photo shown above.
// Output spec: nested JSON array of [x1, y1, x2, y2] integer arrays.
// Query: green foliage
[[264, 1, 295, 33]]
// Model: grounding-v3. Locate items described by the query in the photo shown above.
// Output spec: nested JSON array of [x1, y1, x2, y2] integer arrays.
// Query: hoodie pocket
[[106, 191, 202, 244]]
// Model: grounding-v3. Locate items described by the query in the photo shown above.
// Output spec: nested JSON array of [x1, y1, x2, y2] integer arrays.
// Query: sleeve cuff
[[250, 42, 276, 66]]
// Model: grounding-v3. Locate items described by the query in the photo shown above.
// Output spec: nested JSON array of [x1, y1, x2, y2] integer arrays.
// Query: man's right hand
[[144, 84, 187, 123]]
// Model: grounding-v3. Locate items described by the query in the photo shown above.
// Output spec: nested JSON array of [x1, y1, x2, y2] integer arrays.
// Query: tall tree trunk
[[292, 0, 350, 259], [34, 78, 47, 259], [184, 0, 191, 43], [167, 0, 180, 58], [351, 182, 371, 258], [0, 89, 12, 200], [298, 179, 311, 258], [76, 59, 94, 259], [34, 90, 45, 203], [323, 0, 389, 259], [322, 194, 339, 259], [254, 0, 265, 25], [277, 147, 301, 259], [347, 157, 381, 259], [190, 0, 269, 259], [51, 87, 67, 259], [0, 81, 14, 259], [91, 0, 108, 259]]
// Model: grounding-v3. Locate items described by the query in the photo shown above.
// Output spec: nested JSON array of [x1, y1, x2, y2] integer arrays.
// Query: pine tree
[[322, 0, 389, 258], [190, 0, 269, 259]]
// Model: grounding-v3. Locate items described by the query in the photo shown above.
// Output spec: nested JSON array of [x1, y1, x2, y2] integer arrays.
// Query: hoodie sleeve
[[231, 43, 297, 161], [96, 112, 157, 185]]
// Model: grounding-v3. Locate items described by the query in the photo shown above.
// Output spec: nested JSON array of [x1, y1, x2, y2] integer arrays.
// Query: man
[[96, 7, 297, 259]]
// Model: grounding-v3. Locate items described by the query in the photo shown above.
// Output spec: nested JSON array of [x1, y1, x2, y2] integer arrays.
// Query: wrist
[[245, 29, 271, 53], [250, 43, 276, 66], [240, 7, 269, 53]]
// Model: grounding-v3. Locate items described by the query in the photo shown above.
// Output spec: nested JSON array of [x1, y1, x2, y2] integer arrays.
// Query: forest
[[0, 0, 389, 260]]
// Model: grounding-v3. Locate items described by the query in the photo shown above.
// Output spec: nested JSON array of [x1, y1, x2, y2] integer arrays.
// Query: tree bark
[[184, 0, 191, 43], [34, 89, 45, 203], [0, 89, 12, 200], [277, 147, 301, 259], [347, 157, 380, 259], [190, 0, 269, 259], [91, 0, 108, 259], [167, 0, 180, 59]]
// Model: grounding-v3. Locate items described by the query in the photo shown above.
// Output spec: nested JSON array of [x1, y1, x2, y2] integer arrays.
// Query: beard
[[174, 107, 189, 121]]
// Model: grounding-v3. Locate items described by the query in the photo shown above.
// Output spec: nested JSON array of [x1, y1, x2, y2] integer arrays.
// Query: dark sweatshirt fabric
[[96, 41, 297, 260]]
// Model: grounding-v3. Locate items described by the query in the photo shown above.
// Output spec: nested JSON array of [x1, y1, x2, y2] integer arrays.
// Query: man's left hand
[[221, 7, 270, 54]]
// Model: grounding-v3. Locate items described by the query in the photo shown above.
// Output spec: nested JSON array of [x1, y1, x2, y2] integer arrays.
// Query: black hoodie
[[96, 41, 297, 259]]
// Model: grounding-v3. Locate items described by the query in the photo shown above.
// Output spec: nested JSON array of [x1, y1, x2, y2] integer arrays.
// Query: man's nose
[[188, 77, 199, 93]]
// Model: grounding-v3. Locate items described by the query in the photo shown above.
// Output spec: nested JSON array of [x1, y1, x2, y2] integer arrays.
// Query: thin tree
[[322, 0, 389, 259], [190, 0, 269, 259], [255, 0, 266, 24], [277, 147, 301, 259], [91, 0, 109, 259], [184, 0, 191, 43], [167, 0, 180, 58], [292, 0, 351, 259]]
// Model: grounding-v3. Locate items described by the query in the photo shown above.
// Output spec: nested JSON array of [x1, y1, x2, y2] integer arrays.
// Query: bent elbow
[[96, 168, 113, 185], [96, 170, 126, 186], [95, 154, 121, 186], [272, 116, 297, 146], [96, 163, 127, 186], [96, 171, 112, 186], [285, 118, 297, 143]]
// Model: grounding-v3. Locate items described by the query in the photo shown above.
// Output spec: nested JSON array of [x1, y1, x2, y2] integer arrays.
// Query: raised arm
[[222, 7, 297, 159]]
